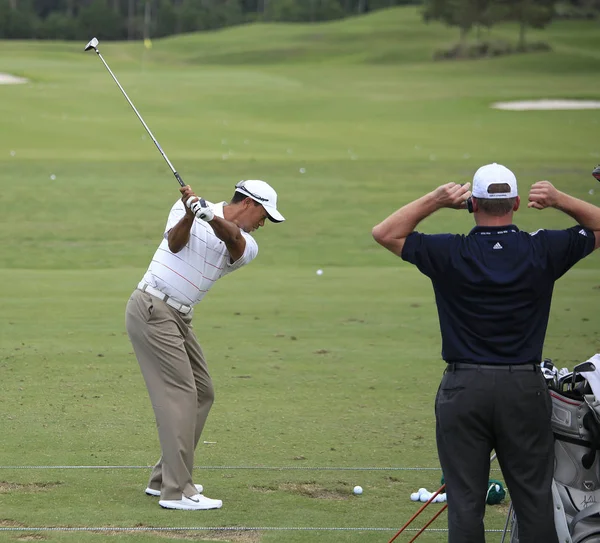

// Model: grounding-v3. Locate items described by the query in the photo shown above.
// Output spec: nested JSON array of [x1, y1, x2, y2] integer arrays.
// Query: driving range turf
[[0, 6, 599, 542]]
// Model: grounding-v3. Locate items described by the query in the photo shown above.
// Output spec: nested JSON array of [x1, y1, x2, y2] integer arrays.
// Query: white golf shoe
[[145, 484, 203, 497], [159, 493, 222, 510]]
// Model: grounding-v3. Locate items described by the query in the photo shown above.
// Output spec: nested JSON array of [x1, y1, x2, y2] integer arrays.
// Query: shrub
[[433, 39, 551, 60]]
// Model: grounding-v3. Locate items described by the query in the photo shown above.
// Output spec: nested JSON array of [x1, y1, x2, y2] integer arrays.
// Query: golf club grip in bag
[[509, 390, 600, 543]]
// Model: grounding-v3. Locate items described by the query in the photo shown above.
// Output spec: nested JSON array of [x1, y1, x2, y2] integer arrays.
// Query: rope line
[[0, 465, 501, 471], [0, 526, 509, 533]]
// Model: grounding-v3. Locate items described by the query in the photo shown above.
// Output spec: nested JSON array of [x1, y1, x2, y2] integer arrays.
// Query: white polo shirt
[[139, 199, 258, 306]]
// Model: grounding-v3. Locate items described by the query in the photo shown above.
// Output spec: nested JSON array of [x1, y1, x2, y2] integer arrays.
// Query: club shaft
[[387, 485, 446, 543], [93, 49, 185, 187], [500, 501, 514, 543], [407, 504, 448, 543], [387, 452, 498, 543]]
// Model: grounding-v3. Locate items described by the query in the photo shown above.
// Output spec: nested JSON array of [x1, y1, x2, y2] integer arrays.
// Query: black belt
[[446, 362, 540, 372]]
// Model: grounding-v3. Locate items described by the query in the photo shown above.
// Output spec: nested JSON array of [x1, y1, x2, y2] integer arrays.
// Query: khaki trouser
[[125, 289, 214, 501]]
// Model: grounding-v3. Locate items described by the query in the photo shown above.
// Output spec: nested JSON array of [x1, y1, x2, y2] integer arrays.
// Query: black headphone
[[460, 184, 474, 213]]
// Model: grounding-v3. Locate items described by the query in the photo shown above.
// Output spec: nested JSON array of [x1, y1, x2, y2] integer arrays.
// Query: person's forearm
[[556, 192, 600, 230], [373, 191, 441, 243], [206, 216, 243, 245], [168, 215, 195, 253], [207, 216, 245, 261]]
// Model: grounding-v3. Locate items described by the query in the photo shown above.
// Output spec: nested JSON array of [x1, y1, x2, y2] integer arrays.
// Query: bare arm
[[372, 182, 471, 256], [168, 214, 195, 253], [205, 215, 246, 262], [528, 181, 600, 249]]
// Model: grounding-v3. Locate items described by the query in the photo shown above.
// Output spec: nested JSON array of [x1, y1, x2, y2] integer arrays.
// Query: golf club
[[541, 358, 558, 390], [593, 164, 600, 182], [84, 37, 185, 187], [557, 371, 574, 392], [387, 453, 498, 543]]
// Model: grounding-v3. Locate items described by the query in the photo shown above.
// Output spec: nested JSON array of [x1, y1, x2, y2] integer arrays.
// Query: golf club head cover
[[593, 164, 600, 182], [190, 198, 215, 222]]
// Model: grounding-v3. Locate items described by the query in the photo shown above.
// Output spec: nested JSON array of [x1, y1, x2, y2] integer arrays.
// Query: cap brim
[[265, 207, 285, 223]]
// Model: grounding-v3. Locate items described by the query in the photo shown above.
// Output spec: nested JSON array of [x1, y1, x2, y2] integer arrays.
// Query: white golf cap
[[234, 180, 285, 223], [472, 163, 518, 199]]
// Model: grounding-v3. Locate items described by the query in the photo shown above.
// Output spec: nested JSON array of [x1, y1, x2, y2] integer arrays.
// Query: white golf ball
[[410, 492, 420, 501], [316, 269, 323, 276], [299, 168, 306, 174], [50, 174, 56, 180], [10, 150, 15, 156], [353, 486, 363, 495], [420, 492, 431, 502]]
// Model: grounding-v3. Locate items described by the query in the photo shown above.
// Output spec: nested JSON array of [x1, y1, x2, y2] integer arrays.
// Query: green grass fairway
[[1, 6, 600, 542]]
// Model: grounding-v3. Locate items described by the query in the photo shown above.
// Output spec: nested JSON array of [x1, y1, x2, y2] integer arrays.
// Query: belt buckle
[[170, 298, 190, 315]]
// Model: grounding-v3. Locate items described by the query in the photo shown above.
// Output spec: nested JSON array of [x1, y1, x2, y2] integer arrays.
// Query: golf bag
[[509, 361, 600, 543]]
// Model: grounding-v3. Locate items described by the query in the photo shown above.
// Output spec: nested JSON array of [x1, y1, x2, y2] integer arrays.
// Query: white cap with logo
[[472, 163, 518, 199], [234, 180, 285, 223]]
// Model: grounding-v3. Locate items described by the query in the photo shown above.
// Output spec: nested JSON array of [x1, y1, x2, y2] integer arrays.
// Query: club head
[[85, 38, 99, 52], [574, 361, 596, 374], [593, 165, 600, 182], [558, 372, 574, 391]]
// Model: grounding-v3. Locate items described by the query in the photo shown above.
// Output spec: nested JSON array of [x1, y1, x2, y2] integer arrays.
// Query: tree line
[[0, 0, 596, 41], [424, 0, 597, 54], [0, 0, 417, 40]]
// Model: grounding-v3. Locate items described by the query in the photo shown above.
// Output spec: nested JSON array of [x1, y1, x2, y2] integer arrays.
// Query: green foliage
[[423, 0, 493, 42], [314, 0, 346, 20], [0, 0, 39, 38], [0, 0, 402, 40], [424, 0, 558, 53], [266, 0, 305, 21], [178, 0, 243, 32], [77, 0, 124, 40], [555, 0, 600, 18], [490, 0, 556, 48], [154, 0, 178, 36], [265, 0, 344, 22], [434, 37, 551, 57], [37, 11, 77, 39]]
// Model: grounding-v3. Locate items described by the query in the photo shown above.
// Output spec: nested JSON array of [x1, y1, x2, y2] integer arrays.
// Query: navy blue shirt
[[401, 225, 595, 364]]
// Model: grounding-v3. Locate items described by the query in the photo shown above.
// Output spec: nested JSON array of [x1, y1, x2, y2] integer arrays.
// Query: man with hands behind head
[[373, 164, 600, 543], [126, 180, 284, 511]]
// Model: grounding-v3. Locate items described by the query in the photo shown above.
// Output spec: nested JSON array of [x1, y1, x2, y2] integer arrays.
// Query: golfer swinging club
[[126, 180, 284, 510], [372, 164, 600, 542]]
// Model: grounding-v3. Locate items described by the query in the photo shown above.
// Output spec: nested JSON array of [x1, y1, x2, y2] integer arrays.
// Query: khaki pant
[[125, 289, 214, 500]]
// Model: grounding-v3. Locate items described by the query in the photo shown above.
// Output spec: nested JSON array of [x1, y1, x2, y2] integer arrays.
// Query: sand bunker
[[0, 73, 28, 84], [493, 99, 600, 111]]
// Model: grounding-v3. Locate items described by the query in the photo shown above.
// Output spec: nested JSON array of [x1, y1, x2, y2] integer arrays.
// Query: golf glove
[[188, 197, 215, 222]]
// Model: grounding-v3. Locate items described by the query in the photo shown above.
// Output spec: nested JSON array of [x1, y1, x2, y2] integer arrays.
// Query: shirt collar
[[469, 224, 520, 235], [212, 201, 226, 219]]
